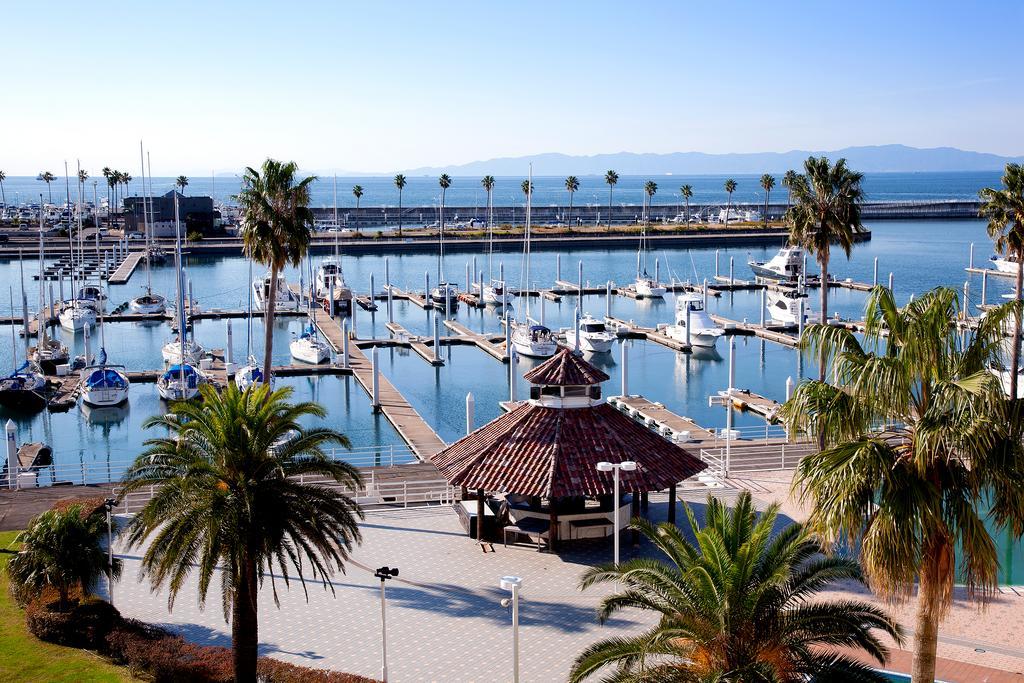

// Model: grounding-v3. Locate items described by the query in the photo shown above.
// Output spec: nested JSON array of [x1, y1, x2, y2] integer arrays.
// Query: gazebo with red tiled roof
[[431, 348, 707, 548]]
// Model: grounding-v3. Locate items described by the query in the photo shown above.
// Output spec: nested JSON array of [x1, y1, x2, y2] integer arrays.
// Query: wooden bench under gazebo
[[430, 348, 708, 550]]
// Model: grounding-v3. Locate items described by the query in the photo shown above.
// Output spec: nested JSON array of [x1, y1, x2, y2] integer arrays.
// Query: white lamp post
[[596, 460, 637, 566], [500, 575, 523, 683]]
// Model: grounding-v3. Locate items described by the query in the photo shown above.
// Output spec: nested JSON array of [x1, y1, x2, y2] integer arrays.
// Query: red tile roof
[[430, 401, 706, 498], [522, 348, 610, 387]]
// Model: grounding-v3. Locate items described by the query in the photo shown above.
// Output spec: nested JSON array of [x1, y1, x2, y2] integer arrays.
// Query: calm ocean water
[[0, 217, 1020, 583], [1, 171, 1003, 209]]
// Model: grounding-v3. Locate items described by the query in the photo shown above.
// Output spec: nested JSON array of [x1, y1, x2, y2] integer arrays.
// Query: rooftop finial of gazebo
[[522, 347, 610, 387]]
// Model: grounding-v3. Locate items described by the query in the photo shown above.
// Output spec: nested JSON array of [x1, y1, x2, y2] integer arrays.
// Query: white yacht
[[991, 254, 1020, 274], [315, 258, 352, 312], [290, 326, 330, 364], [129, 291, 167, 314], [989, 366, 1024, 399], [80, 364, 130, 407], [666, 294, 724, 348], [766, 289, 816, 326], [235, 356, 271, 390], [749, 246, 804, 282], [157, 363, 205, 401], [479, 280, 515, 306], [634, 275, 667, 298], [59, 301, 97, 332], [161, 337, 204, 365], [430, 282, 460, 308], [565, 314, 616, 354], [253, 273, 301, 312], [76, 284, 107, 312], [512, 322, 558, 358]]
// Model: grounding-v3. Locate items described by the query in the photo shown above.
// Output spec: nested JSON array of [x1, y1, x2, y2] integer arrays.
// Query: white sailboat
[[634, 221, 666, 298], [158, 194, 206, 400], [476, 186, 515, 306], [666, 294, 724, 348], [314, 176, 353, 315], [130, 144, 167, 314], [236, 258, 271, 390], [511, 167, 557, 358], [28, 204, 69, 373], [291, 256, 331, 364], [430, 178, 458, 308], [59, 177, 97, 332]]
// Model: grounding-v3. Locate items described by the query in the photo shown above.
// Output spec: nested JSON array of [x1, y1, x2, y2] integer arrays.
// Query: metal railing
[[699, 442, 817, 476]]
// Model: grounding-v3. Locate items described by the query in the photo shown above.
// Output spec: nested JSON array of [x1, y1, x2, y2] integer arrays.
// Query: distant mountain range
[[399, 145, 1024, 176]]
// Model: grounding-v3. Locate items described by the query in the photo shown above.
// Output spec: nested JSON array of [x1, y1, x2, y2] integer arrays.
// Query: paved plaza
[[108, 486, 1024, 682]]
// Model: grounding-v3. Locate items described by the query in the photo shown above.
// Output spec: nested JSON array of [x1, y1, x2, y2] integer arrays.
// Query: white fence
[[699, 442, 817, 478]]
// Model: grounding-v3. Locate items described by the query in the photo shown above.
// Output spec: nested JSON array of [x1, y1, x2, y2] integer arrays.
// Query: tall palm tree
[[393, 174, 406, 237], [122, 172, 132, 201], [176, 175, 189, 194], [107, 172, 119, 218], [7, 504, 122, 611], [604, 170, 618, 231], [564, 175, 579, 227], [481, 175, 495, 230], [235, 159, 317, 383], [101, 167, 112, 217], [785, 156, 865, 373], [121, 384, 362, 683], [520, 179, 533, 198], [781, 287, 1024, 683], [0, 170, 6, 208], [38, 171, 55, 203], [723, 178, 737, 226], [77, 169, 89, 198], [783, 169, 799, 211], [571, 491, 901, 682], [979, 162, 1024, 399], [680, 183, 693, 228], [760, 173, 775, 226], [352, 184, 363, 211], [643, 180, 657, 226]]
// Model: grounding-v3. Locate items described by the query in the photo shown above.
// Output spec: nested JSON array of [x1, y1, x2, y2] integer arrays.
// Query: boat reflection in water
[[80, 400, 130, 427]]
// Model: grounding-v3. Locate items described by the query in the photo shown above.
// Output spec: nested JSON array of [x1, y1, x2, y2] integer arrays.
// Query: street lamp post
[[103, 497, 116, 605], [596, 460, 637, 565], [375, 566, 400, 682], [500, 575, 523, 683]]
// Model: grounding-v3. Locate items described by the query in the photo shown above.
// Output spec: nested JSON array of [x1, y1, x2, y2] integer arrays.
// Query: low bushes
[[26, 597, 121, 649]]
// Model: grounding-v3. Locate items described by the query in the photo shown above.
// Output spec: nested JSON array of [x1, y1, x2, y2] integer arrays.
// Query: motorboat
[[58, 300, 97, 332], [290, 326, 331, 364], [157, 364, 205, 401], [29, 339, 69, 375], [80, 364, 130, 407], [991, 254, 1020, 274], [430, 282, 459, 308], [634, 275, 667, 298], [161, 337, 204, 365], [315, 257, 352, 311], [234, 356, 271, 390], [129, 291, 167, 314], [76, 284, 107, 312], [749, 245, 804, 282], [766, 288, 815, 326], [512, 322, 558, 358], [0, 363, 47, 411], [480, 279, 515, 306], [666, 294, 724, 348], [253, 273, 301, 312], [564, 314, 616, 353]]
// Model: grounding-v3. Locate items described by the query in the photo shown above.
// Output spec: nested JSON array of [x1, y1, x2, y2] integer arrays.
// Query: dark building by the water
[[124, 191, 220, 237]]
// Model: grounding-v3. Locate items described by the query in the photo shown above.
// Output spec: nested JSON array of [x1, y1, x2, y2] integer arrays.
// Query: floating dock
[[385, 322, 444, 366], [610, 395, 718, 445], [443, 319, 508, 362], [723, 388, 783, 423], [107, 251, 146, 284]]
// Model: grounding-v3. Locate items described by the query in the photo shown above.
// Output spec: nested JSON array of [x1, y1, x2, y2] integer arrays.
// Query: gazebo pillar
[[640, 491, 649, 512], [477, 489, 486, 541], [667, 484, 677, 525], [548, 499, 559, 551]]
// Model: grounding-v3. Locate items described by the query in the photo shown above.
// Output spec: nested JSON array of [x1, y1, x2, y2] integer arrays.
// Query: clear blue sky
[[3, 0, 1021, 175]]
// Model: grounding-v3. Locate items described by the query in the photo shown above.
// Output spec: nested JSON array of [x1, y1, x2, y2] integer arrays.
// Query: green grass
[[0, 530, 135, 682]]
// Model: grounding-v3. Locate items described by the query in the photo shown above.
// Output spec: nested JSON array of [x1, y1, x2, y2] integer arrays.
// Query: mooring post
[[715, 249, 720, 277], [6, 420, 17, 490], [621, 340, 629, 396], [466, 392, 474, 435], [729, 256, 734, 285], [465, 262, 470, 293], [888, 272, 894, 294], [759, 287, 766, 327], [873, 257, 878, 287], [342, 318, 350, 368], [981, 270, 988, 306], [969, 242, 975, 270], [351, 294, 358, 337], [225, 319, 234, 365], [371, 346, 380, 412], [433, 313, 441, 362], [424, 271, 429, 301], [504, 312, 512, 361], [578, 260, 584, 302], [797, 298, 805, 341], [21, 292, 29, 338], [509, 348, 517, 402], [556, 254, 561, 282], [703, 278, 709, 310], [58, 269, 65, 303], [605, 281, 612, 318], [387, 284, 394, 323], [655, 258, 660, 284], [369, 273, 375, 308]]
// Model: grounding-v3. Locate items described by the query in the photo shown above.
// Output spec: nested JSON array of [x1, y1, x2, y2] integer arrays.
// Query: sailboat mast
[[525, 164, 532, 321], [333, 174, 339, 261], [140, 141, 151, 292], [65, 162, 75, 303], [438, 189, 445, 284], [37, 196, 47, 349], [246, 257, 253, 360]]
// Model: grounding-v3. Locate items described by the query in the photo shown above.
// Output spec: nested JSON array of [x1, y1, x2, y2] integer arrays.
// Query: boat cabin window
[[582, 323, 605, 333]]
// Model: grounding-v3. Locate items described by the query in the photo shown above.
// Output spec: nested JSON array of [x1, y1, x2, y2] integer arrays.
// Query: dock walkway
[[385, 322, 443, 366], [107, 251, 146, 285], [611, 395, 718, 445], [442, 319, 508, 362]]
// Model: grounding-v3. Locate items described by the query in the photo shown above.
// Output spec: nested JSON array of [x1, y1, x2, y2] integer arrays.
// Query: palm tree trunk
[[608, 187, 612, 231], [819, 255, 829, 377], [231, 555, 259, 682], [1011, 258, 1022, 400], [568, 192, 573, 228], [911, 538, 950, 683], [398, 190, 402, 237], [263, 266, 279, 385], [764, 190, 769, 227], [685, 198, 689, 228]]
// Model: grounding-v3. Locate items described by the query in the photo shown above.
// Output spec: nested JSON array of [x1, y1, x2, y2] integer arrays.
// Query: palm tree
[[760, 173, 775, 226], [680, 184, 693, 228], [783, 169, 799, 211], [785, 156, 866, 374], [438, 173, 451, 233], [604, 170, 618, 231], [571, 491, 901, 682], [234, 159, 317, 383], [121, 383, 362, 683], [7, 504, 122, 611], [979, 163, 1024, 399], [564, 175, 579, 228], [393, 174, 406, 237], [0, 170, 6, 208], [723, 178, 737, 226], [122, 172, 132, 201], [101, 167, 112, 217], [352, 184, 363, 211], [176, 175, 189, 194], [481, 175, 495, 230], [643, 180, 657, 226], [781, 287, 1024, 683], [520, 178, 533, 198], [38, 171, 55, 203], [107, 172, 119, 218], [77, 169, 88, 198]]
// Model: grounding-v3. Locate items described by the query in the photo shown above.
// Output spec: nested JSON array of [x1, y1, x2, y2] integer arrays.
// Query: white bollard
[[578, 260, 583, 301], [982, 270, 988, 306], [786, 376, 794, 402], [556, 254, 561, 282], [969, 242, 974, 269], [873, 257, 878, 287], [225, 319, 234, 365], [729, 256, 734, 285], [387, 284, 394, 323], [83, 324, 91, 365], [351, 294, 358, 337], [6, 420, 16, 490], [605, 281, 612, 318], [759, 287, 766, 327], [621, 341, 629, 396], [573, 306, 581, 354], [342, 318, 350, 368], [465, 262, 470, 293], [715, 250, 720, 277], [888, 272, 894, 294], [655, 258, 660, 284], [702, 278, 709, 310], [371, 346, 380, 412], [433, 314, 441, 362], [384, 257, 390, 289], [540, 291, 545, 326], [466, 392, 474, 435], [369, 273, 375, 307], [509, 349, 517, 402], [685, 304, 692, 347], [797, 298, 805, 340], [424, 271, 430, 301]]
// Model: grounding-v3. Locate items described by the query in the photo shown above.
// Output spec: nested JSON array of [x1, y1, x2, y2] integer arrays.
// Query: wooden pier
[[723, 388, 783, 423], [46, 373, 82, 411], [709, 314, 801, 348], [611, 395, 718, 445], [966, 266, 1016, 280], [385, 322, 444, 366], [603, 316, 692, 352], [389, 287, 432, 310], [107, 251, 146, 284], [443, 319, 508, 362]]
